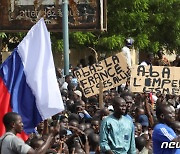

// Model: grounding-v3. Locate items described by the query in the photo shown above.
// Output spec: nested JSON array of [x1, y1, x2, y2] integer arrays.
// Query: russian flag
[[0, 18, 64, 137]]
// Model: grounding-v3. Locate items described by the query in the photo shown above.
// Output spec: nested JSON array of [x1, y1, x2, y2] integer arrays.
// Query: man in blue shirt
[[100, 97, 136, 154], [152, 104, 180, 154]]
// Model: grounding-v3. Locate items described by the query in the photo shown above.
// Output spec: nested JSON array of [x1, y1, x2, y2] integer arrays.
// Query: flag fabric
[[0, 18, 64, 136]]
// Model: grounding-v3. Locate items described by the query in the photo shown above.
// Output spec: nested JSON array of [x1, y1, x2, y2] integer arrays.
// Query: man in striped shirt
[[152, 104, 180, 154]]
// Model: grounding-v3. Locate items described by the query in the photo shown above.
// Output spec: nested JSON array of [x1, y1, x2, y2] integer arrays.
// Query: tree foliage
[[69, 32, 96, 49], [71, 0, 180, 53], [1, 0, 179, 53]]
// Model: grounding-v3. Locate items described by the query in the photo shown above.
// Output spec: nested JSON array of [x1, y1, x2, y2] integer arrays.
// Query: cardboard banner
[[130, 65, 180, 95], [74, 52, 130, 97]]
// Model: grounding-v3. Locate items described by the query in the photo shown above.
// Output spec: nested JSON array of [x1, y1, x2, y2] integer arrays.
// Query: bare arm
[[27, 133, 54, 154], [145, 97, 154, 127], [84, 135, 90, 154], [43, 120, 49, 135], [27, 123, 60, 154]]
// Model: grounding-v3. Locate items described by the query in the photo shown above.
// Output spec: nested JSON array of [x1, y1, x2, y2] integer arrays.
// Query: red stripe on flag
[[0, 77, 12, 137], [17, 131, 29, 141], [0, 78, 29, 141]]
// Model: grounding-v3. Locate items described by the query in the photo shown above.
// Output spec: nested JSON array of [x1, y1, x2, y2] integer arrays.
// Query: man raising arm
[[0, 112, 60, 154]]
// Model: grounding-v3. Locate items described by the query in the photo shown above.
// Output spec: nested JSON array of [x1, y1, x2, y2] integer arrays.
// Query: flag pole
[[62, 0, 69, 75]]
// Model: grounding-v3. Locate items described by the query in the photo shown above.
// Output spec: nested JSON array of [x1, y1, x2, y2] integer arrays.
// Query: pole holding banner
[[89, 47, 104, 108], [62, 0, 69, 75], [88, 47, 98, 63], [99, 80, 104, 109]]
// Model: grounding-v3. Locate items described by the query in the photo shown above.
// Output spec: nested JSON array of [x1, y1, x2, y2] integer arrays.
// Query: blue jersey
[[152, 123, 180, 154]]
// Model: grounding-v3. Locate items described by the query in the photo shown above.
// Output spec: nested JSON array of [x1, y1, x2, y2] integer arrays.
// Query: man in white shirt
[[0, 112, 59, 154], [122, 38, 134, 67], [60, 75, 73, 90]]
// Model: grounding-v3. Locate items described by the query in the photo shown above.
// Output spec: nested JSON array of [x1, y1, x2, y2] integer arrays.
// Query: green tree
[[70, 0, 180, 53], [1, 0, 179, 53], [147, 0, 180, 52]]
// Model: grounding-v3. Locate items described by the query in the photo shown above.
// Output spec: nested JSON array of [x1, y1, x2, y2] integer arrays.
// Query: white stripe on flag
[[17, 18, 64, 119]]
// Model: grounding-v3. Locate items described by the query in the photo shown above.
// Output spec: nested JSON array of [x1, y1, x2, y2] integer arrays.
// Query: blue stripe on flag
[[0, 48, 42, 133]]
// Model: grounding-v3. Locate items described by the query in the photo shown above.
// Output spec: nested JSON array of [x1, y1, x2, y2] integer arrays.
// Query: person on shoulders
[[122, 37, 134, 67]]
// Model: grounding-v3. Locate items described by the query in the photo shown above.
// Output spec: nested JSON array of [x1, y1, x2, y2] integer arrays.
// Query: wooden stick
[[99, 80, 104, 109]]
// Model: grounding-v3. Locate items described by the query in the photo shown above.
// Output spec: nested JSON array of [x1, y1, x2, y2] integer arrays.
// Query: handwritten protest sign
[[130, 65, 180, 95], [74, 52, 130, 97]]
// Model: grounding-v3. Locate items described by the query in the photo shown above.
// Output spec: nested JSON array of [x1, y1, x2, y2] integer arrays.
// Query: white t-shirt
[[0, 132, 31, 154], [60, 81, 68, 90], [122, 46, 132, 67]]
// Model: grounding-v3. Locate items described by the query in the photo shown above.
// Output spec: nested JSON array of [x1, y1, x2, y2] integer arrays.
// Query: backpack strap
[[0, 134, 12, 154]]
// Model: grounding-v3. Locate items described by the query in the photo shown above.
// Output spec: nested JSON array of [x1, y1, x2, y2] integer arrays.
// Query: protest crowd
[[0, 24, 180, 154], [1, 49, 180, 154]]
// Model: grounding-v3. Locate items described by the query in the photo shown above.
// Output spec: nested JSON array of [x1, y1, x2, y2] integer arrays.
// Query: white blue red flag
[[0, 18, 64, 137]]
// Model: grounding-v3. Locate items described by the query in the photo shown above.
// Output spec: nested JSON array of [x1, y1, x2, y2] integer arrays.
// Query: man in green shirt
[[100, 97, 136, 154]]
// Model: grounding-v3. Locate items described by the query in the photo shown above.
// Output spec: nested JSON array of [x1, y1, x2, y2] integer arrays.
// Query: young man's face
[[124, 95, 133, 113], [37, 121, 44, 132], [14, 115, 24, 134], [163, 106, 175, 125], [91, 120, 100, 133], [67, 76, 72, 83], [113, 98, 126, 116]]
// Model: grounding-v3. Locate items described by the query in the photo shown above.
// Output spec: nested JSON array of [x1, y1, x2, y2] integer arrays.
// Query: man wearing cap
[[138, 114, 149, 134], [122, 38, 134, 67], [74, 90, 82, 101]]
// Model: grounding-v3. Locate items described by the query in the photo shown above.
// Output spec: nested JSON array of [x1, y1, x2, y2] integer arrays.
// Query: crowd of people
[[0, 49, 180, 154]]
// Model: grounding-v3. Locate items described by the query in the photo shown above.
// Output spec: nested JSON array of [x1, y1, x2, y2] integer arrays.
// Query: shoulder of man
[[153, 123, 169, 130], [122, 115, 134, 127], [101, 114, 115, 125], [102, 114, 113, 120], [0, 132, 14, 141], [122, 46, 130, 53], [153, 123, 176, 140], [2, 132, 31, 154]]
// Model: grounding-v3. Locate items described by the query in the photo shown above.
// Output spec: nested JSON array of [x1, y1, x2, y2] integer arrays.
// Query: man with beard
[[100, 97, 136, 154], [152, 104, 180, 154]]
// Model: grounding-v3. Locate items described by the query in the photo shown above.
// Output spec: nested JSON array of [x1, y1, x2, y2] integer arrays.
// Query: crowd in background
[[1, 50, 180, 154], [29, 52, 180, 153]]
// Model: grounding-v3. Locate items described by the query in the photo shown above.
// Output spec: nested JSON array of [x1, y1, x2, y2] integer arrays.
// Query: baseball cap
[[74, 90, 82, 97], [138, 115, 149, 127]]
